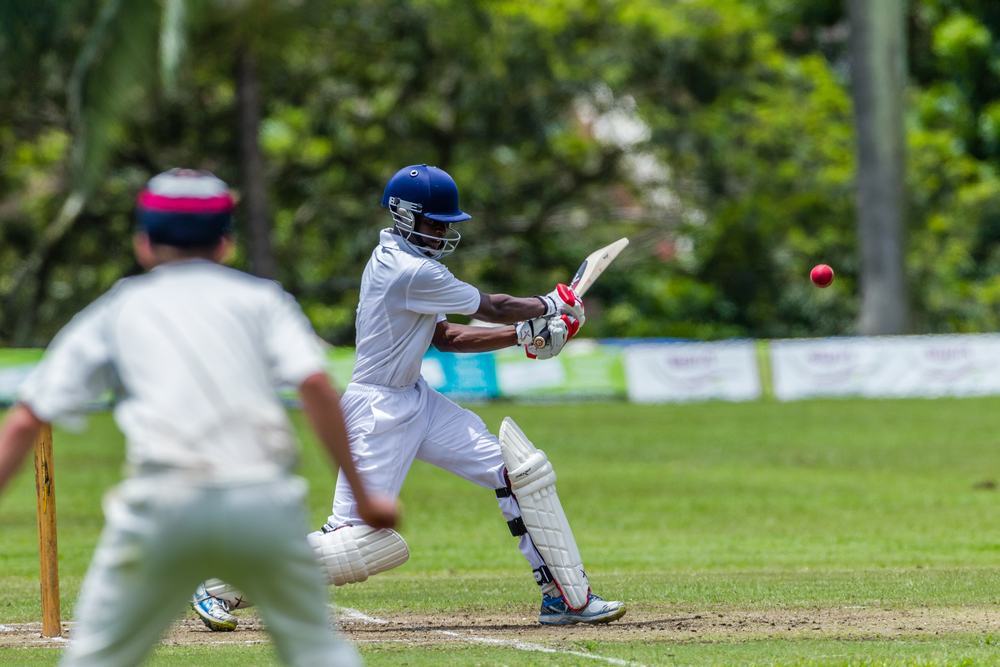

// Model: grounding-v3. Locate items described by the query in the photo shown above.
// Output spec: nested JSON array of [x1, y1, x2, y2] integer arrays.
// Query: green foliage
[[7, 0, 1000, 344], [682, 54, 857, 337]]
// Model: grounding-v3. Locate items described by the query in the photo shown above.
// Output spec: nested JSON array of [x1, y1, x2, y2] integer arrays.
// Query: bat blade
[[569, 237, 630, 297], [532, 237, 629, 349]]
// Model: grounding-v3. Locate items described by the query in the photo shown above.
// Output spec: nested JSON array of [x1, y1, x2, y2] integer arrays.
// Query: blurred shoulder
[[111, 262, 300, 314]]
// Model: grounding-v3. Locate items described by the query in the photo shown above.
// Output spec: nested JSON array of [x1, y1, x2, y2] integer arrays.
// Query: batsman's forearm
[[0, 405, 43, 497], [433, 323, 517, 353], [298, 374, 370, 502], [474, 292, 546, 324]]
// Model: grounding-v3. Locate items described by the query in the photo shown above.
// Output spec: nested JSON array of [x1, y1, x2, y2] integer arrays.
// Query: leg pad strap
[[507, 517, 527, 536], [533, 565, 554, 585]]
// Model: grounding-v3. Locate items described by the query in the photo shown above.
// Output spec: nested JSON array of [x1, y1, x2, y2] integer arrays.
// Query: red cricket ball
[[810, 264, 834, 288]]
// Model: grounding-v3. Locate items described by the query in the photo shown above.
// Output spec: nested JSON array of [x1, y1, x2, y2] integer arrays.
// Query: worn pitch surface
[[4, 605, 1000, 649]]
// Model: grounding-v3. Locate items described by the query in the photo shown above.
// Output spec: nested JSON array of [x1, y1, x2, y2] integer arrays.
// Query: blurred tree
[[848, 0, 909, 334], [227, 0, 636, 342], [0, 0, 291, 338], [72, 0, 299, 279], [6, 0, 1000, 347], [236, 47, 277, 279], [0, 0, 103, 345]]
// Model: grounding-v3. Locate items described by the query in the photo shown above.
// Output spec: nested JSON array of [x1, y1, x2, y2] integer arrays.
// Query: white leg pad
[[202, 526, 408, 606], [306, 525, 409, 586], [203, 578, 253, 610], [499, 417, 591, 611]]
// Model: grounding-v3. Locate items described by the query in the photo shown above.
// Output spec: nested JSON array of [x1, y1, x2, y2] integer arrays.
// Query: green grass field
[[5, 398, 1000, 666]]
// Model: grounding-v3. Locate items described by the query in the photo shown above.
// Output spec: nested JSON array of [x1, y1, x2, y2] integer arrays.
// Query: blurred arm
[[0, 405, 44, 499]]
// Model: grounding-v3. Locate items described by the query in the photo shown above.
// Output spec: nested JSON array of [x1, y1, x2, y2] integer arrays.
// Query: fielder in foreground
[[0, 169, 397, 667], [197, 164, 625, 628]]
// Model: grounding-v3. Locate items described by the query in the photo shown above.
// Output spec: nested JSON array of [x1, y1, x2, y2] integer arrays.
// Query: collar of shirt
[[148, 257, 219, 274], [379, 228, 437, 262]]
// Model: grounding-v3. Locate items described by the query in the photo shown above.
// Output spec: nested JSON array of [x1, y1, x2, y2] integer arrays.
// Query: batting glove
[[525, 315, 582, 360], [536, 284, 585, 322], [515, 316, 548, 346]]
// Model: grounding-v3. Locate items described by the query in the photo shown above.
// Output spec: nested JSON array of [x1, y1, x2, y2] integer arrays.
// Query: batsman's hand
[[525, 314, 581, 360], [536, 284, 585, 322], [356, 493, 400, 530], [515, 316, 548, 346]]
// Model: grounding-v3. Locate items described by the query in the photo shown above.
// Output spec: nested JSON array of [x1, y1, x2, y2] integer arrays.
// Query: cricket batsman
[[0, 169, 397, 666], [196, 164, 625, 628]]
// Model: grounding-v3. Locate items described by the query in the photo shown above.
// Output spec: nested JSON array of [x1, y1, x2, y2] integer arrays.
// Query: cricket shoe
[[191, 583, 237, 631], [538, 593, 626, 625]]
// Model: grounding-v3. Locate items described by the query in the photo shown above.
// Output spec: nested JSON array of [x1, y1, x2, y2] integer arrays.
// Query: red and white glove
[[523, 314, 582, 360], [536, 284, 585, 323], [515, 316, 548, 346]]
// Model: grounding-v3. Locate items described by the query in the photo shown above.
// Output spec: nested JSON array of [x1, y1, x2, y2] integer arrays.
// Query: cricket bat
[[533, 237, 629, 349]]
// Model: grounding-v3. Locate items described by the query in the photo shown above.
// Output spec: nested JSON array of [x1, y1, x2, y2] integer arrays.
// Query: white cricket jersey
[[351, 229, 481, 387], [18, 260, 326, 482]]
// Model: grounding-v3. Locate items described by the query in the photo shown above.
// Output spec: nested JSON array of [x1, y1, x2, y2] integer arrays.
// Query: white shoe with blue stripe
[[191, 583, 237, 631], [538, 593, 626, 625]]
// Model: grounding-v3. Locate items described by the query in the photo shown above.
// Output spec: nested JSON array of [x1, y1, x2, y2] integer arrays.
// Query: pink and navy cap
[[136, 169, 235, 248]]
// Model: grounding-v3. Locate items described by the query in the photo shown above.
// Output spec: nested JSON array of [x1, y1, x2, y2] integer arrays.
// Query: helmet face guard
[[389, 197, 461, 260], [382, 165, 469, 259]]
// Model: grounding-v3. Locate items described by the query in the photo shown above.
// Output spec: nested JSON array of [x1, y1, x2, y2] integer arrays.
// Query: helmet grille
[[389, 205, 461, 260]]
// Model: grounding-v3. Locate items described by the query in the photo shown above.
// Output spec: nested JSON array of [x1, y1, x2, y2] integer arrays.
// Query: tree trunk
[[236, 47, 277, 280], [848, 0, 909, 335], [0, 191, 86, 345], [12, 268, 46, 347]]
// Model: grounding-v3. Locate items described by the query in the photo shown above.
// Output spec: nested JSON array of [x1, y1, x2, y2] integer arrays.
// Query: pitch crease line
[[334, 607, 645, 667], [332, 605, 390, 624], [0, 623, 74, 631]]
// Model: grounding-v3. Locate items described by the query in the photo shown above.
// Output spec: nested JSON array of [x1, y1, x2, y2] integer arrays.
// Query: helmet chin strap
[[389, 205, 461, 260]]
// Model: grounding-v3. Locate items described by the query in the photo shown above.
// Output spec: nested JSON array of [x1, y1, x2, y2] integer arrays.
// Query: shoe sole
[[539, 605, 627, 626], [193, 611, 237, 632]]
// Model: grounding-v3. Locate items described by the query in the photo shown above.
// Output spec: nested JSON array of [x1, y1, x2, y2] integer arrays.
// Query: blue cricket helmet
[[381, 164, 468, 259], [381, 164, 471, 223]]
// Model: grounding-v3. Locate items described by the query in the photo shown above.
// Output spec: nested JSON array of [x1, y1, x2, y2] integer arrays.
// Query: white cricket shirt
[[351, 230, 481, 387], [19, 260, 326, 482]]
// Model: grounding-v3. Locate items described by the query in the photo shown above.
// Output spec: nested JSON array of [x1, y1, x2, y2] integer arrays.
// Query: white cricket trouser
[[60, 475, 360, 667], [329, 378, 546, 572]]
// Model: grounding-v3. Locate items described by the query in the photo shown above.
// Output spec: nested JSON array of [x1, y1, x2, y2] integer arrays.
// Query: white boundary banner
[[623, 340, 760, 403], [771, 334, 1000, 400], [0, 364, 38, 404]]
